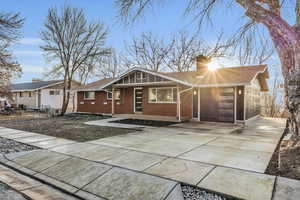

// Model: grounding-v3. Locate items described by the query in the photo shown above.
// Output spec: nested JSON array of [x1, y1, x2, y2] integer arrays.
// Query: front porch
[[113, 114, 189, 122]]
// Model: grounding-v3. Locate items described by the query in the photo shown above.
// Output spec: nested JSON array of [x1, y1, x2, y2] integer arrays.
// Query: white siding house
[[10, 80, 78, 112]]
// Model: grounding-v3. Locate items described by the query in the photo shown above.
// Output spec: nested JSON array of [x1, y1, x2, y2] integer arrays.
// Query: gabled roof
[[78, 65, 269, 91], [76, 78, 117, 91], [10, 80, 63, 91]]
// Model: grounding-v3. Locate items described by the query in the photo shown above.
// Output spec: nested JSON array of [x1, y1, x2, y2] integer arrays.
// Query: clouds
[[14, 50, 42, 56], [21, 65, 47, 73], [18, 37, 43, 45]]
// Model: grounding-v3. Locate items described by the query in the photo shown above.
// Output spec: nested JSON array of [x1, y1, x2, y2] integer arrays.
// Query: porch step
[[1, 150, 184, 200]]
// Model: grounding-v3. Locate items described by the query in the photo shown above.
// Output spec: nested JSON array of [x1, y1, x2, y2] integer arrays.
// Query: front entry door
[[134, 88, 143, 113]]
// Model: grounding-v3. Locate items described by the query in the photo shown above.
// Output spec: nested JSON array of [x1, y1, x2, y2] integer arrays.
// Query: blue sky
[[3, 0, 283, 83]]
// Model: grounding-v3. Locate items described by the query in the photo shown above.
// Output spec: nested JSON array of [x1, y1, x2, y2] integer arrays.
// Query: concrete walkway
[[1, 117, 300, 200], [84, 117, 155, 129], [1, 150, 183, 200]]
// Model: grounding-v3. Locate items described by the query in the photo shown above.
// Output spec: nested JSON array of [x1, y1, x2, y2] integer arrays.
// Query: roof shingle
[[10, 80, 63, 91]]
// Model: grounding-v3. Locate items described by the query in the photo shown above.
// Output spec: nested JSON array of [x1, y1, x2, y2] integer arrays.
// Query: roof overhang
[[250, 65, 269, 91], [77, 65, 270, 92], [10, 81, 64, 92]]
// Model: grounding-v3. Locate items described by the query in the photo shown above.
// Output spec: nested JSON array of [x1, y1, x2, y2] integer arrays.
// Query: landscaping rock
[[182, 185, 228, 200], [0, 182, 27, 200], [0, 137, 38, 154]]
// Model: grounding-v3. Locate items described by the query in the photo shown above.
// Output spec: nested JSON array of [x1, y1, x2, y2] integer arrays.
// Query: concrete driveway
[[2, 117, 296, 200], [85, 117, 284, 173]]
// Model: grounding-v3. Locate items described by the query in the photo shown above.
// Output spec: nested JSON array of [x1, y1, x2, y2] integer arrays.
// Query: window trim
[[84, 91, 95, 100], [148, 87, 177, 104], [107, 91, 112, 100]]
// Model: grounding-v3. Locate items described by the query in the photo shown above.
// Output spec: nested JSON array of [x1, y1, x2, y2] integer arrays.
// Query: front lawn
[[0, 113, 136, 142]]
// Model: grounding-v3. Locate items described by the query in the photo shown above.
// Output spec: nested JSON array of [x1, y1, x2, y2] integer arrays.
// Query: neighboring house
[[10, 79, 79, 112], [77, 56, 269, 123]]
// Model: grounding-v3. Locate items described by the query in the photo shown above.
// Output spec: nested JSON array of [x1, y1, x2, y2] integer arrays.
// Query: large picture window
[[148, 87, 177, 103], [84, 91, 95, 100]]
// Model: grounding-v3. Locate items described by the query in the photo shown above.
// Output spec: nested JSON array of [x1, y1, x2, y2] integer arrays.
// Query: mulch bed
[[0, 113, 136, 142], [265, 136, 300, 180], [111, 118, 179, 127]]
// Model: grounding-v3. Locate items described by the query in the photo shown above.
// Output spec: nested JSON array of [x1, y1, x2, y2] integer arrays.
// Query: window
[[114, 89, 121, 100], [107, 89, 120, 100], [149, 88, 157, 103], [28, 92, 31, 98], [19, 92, 23, 97], [49, 90, 60, 96], [148, 87, 177, 103], [84, 91, 95, 100], [107, 91, 112, 100]]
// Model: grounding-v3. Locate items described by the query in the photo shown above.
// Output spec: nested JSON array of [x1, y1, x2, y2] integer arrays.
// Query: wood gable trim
[[102, 68, 192, 89]]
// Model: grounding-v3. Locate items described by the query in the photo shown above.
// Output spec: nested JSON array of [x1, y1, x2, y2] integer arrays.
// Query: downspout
[[112, 88, 115, 115], [178, 86, 193, 122]]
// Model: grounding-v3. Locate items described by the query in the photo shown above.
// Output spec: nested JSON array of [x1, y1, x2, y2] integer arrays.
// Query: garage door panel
[[200, 87, 234, 123]]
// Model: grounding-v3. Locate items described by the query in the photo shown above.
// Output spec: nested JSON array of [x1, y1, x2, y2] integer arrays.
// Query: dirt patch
[[266, 136, 300, 180], [111, 118, 179, 127], [0, 113, 136, 142], [0, 110, 47, 121]]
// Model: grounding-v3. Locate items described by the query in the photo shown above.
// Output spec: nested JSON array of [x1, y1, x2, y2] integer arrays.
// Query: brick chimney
[[195, 55, 211, 71]]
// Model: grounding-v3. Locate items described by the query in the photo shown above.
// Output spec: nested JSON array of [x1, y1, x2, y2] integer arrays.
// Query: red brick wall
[[77, 91, 111, 113], [143, 86, 178, 116], [77, 86, 193, 119]]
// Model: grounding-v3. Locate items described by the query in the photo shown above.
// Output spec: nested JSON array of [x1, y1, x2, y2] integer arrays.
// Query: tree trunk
[[60, 77, 71, 116], [285, 72, 300, 136]]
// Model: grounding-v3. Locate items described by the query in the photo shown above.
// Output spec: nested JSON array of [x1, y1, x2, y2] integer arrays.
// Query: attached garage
[[199, 87, 235, 123]]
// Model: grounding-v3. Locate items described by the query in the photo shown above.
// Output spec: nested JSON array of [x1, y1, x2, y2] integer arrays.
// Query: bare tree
[[125, 32, 173, 71], [262, 72, 284, 117], [0, 12, 23, 98], [115, 0, 300, 137], [95, 49, 124, 79], [165, 31, 233, 72], [40, 5, 109, 115], [166, 31, 199, 72]]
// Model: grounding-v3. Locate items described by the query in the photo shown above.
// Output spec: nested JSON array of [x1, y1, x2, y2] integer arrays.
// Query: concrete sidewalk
[[1, 150, 183, 200]]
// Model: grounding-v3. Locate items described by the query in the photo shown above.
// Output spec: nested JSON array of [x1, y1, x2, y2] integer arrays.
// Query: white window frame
[[107, 89, 120, 100], [107, 90, 112, 100], [84, 91, 95, 100], [148, 87, 177, 104]]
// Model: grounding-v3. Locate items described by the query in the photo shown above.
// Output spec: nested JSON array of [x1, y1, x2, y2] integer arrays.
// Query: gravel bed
[[0, 182, 27, 200], [182, 185, 235, 200], [0, 137, 38, 154]]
